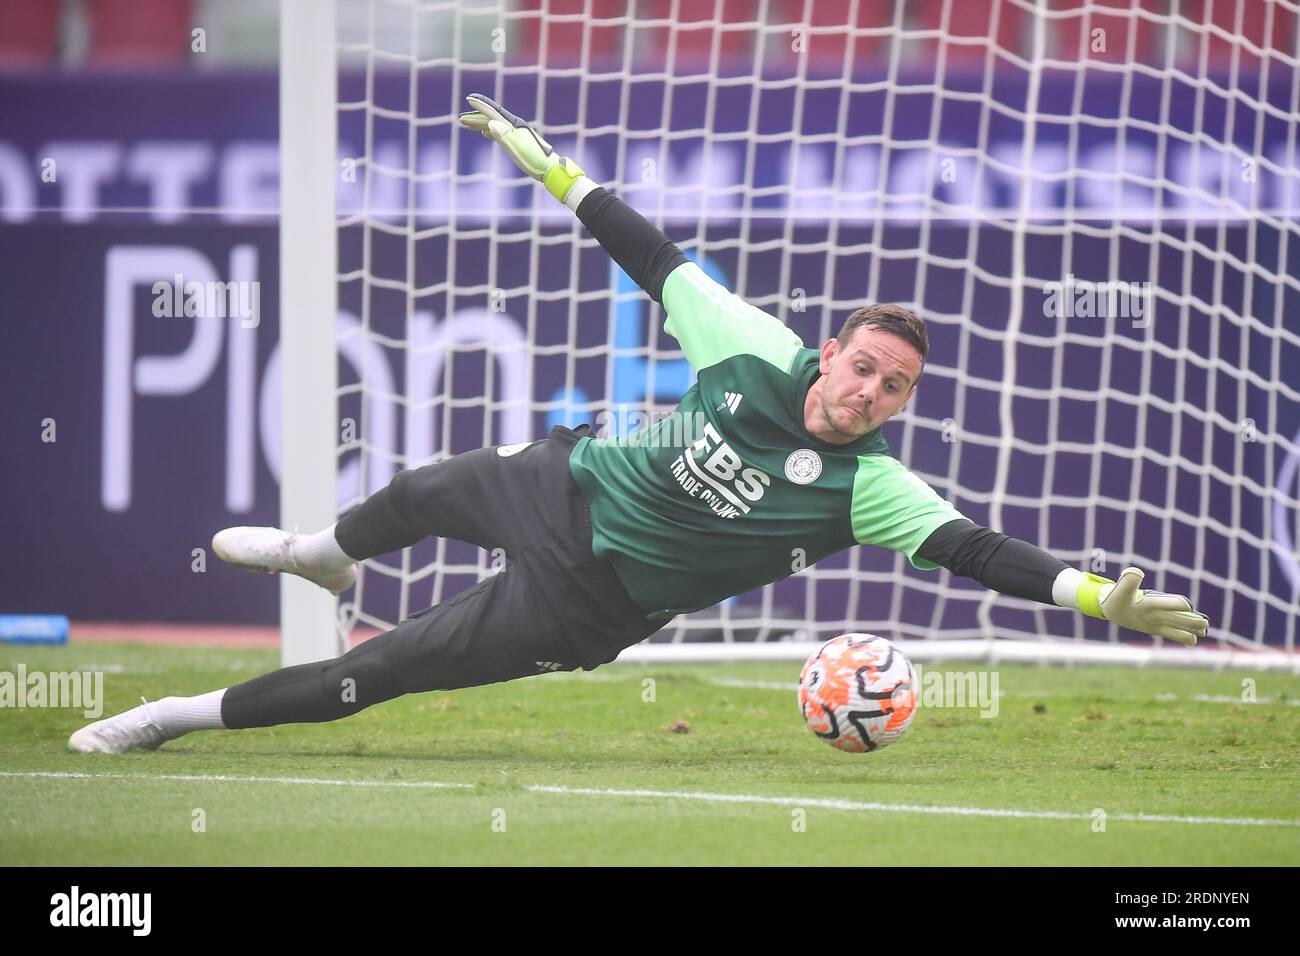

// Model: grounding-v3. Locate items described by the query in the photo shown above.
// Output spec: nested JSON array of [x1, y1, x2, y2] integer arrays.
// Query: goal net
[[317, 0, 1300, 664]]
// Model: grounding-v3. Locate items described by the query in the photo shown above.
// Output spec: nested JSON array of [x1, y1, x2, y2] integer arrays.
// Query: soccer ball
[[798, 634, 918, 753]]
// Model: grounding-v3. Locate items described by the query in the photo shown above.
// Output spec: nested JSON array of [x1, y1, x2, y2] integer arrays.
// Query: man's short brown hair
[[836, 304, 928, 376]]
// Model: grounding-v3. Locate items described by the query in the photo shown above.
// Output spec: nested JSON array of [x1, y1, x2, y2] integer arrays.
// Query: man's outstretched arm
[[916, 518, 1210, 645], [458, 93, 685, 300], [459, 94, 804, 373], [852, 457, 1210, 645]]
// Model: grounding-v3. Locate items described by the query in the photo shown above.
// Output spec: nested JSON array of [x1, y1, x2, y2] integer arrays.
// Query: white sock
[[151, 689, 228, 737], [292, 523, 354, 571]]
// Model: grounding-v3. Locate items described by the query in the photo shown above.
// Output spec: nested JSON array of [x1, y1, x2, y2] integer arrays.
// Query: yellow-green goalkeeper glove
[[458, 93, 588, 204], [1076, 567, 1210, 645]]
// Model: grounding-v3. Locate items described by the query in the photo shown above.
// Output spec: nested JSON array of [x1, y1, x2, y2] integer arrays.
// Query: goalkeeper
[[70, 96, 1208, 753]]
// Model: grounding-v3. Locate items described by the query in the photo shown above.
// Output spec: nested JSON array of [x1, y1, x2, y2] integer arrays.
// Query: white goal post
[[279, 0, 342, 665], [280, 0, 1300, 670]]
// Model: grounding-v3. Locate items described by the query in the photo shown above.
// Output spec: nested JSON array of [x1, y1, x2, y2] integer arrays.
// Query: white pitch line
[[707, 678, 1300, 706], [708, 678, 798, 691], [525, 786, 1300, 827], [1, 771, 1296, 828], [0, 770, 472, 791]]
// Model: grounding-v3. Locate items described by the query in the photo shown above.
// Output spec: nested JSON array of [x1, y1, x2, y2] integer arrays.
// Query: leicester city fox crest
[[784, 448, 823, 485]]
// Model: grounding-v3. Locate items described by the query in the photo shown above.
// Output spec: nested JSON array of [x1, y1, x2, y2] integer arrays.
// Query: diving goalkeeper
[[69, 96, 1208, 754]]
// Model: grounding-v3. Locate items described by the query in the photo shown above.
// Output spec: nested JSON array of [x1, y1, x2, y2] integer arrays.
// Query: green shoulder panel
[[661, 263, 805, 374], [850, 454, 964, 569]]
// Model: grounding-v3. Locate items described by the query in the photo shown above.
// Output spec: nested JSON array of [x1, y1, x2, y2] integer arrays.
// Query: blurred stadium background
[[2, 0, 1298, 668]]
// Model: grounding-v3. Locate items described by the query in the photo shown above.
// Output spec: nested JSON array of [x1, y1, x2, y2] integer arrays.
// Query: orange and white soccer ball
[[798, 634, 918, 753]]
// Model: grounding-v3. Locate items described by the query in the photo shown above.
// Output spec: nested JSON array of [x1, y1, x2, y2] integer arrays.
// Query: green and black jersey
[[569, 262, 965, 619]]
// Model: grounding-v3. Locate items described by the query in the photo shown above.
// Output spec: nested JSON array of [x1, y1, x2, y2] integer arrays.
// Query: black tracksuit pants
[[221, 425, 663, 729]]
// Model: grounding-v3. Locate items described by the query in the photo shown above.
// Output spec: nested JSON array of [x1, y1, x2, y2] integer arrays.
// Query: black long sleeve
[[575, 187, 688, 303], [915, 518, 1068, 606]]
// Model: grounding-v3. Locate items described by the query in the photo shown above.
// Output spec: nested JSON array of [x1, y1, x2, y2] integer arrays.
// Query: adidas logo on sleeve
[[715, 391, 743, 414]]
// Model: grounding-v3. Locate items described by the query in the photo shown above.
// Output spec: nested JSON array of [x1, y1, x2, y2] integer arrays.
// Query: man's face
[[815, 326, 922, 440]]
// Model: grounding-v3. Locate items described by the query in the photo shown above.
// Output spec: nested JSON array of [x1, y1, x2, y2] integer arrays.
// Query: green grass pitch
[[2, 641, 1297, 865]]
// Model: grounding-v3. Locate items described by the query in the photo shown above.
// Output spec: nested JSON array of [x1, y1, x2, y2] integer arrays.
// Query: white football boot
[[211, 526, 357, 595], [68, 697, 170, 754]]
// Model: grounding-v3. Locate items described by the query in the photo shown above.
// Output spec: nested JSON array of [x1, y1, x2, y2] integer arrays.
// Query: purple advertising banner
[[2, 71, 1297, 642]]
